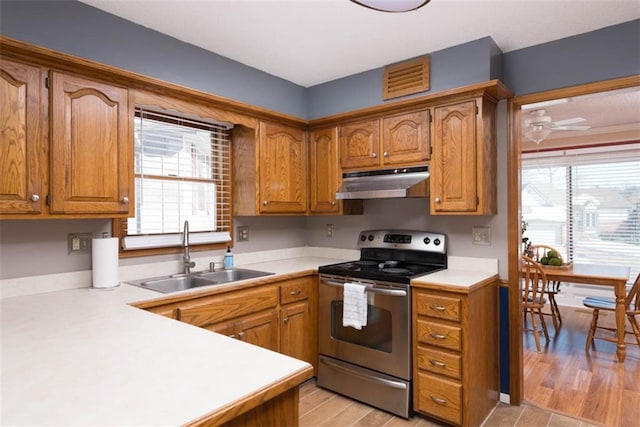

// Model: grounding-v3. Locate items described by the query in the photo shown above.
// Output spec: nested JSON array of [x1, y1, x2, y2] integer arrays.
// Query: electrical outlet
[[472, 227, 491, 245], [326, 224, 333, 238], [68, 233, 92, 254], [237, 226, 249, 242]]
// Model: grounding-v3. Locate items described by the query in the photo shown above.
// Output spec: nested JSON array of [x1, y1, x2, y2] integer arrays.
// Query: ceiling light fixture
[[351, 0, 431, 12], [524, 124, 552, 144]]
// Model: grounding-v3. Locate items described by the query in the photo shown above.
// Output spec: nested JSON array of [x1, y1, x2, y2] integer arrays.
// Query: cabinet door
[[431, 101, 477, 213], [239, 310, 279, 352], [0, 59, 45, 214], [309, 127, 340, 213], [281, 300, 313, 364], [340, 119, 380, 169], [49, 71, 132, 214], [259, 121, 307, 213], [382, 110, 430, 165]]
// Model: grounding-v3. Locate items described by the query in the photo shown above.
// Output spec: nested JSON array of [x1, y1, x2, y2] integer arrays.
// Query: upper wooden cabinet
[[258, 121, 308, 214], [0, 57, 133, 218], [430, 98, 497, 215], [0, 58, 45, 214], [382, 110, 431, 165], [49, 71, 133, 215], [340, 110, 430, 171]]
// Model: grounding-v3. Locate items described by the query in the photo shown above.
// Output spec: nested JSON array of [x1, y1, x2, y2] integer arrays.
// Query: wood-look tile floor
[[523, 307, 640, 427], [299, 380, 594, 427]]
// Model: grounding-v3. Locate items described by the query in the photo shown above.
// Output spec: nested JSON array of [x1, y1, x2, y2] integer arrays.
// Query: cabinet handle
[[371, 152, 377, 158], [284, 317, 289, 324], [263, 200, 269, 206], [331, 201, 336, 206], [429, 359, 447, 368], [289, 290, 301, 296], [31, 194, 40, 202], [430, 396, 448, 406], [121, 196, 129, 204], [430, 332, 447, 340], [229, 334, 236, 339], [238, 331, 245, 339], [429, 304, 446, 311], [435, 197, 441, 204], [383, 151, 389, 157]]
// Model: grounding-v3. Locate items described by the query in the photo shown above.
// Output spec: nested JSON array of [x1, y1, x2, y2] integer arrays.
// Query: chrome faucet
[[182, 220, 196, 274]]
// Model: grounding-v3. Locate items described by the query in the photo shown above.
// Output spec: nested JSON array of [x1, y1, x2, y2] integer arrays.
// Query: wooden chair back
[[626, 273, 640, 313], [530, 244, 564, 263], [521, 255, 547, 307]]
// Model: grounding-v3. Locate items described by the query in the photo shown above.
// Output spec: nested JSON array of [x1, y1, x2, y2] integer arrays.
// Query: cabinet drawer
[[416, 347, 461, 380], [415, 372, 462, 425], [415, 292, 461, 322], [280, 278, 310, 304], [416, 319, 462, 351], [177, 286, 278, 327]]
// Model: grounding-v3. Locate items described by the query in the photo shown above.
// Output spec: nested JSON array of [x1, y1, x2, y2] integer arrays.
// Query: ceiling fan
[[523, 109, 591, 144]]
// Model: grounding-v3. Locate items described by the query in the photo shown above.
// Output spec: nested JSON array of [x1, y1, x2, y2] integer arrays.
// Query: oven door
[[318, 275, 411, 380]]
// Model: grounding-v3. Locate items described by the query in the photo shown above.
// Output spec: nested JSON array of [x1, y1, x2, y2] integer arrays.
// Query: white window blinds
[[522, 143, 640, 284], [122, 108, 232, 250]]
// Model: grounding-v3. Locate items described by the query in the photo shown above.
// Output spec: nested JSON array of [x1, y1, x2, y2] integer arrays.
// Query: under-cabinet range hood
[[336, 166, 429, 200]]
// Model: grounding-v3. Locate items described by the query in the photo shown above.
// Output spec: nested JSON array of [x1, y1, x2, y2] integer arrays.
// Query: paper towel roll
[[92, 237, 119, 289]]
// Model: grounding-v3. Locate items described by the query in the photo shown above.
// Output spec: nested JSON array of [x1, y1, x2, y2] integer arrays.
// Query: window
[[522, 143, 640, 284], [118, 108, 232, 254]]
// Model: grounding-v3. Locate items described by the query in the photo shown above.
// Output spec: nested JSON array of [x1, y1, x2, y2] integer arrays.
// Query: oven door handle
[[320, 357, 407, 390], [320, 279, 407, 297]]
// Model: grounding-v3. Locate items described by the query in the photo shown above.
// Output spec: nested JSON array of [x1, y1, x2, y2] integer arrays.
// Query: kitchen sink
[[197, 268, 274, 283], [127, 268, 274, 294]]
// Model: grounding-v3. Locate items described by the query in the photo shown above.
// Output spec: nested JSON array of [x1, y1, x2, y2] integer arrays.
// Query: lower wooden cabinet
[[142, 274, 318, 371], [412, 278, 499, 427]]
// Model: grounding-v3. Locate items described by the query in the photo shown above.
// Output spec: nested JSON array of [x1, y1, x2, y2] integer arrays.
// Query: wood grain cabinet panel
[[310, 127, 340, 213], [49, 71, 132, 215], [258, 121, 307, 214], [0, 58, 45, 214], [382, 110, 430, 165], [430, 98, 497, 215], [413, 281, 499, 427], [340, 119, 380, 169]]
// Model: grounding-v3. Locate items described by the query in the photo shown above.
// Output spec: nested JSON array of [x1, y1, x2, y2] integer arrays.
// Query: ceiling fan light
[[351, 0, 431, 12], [524, 125, 552, 144]]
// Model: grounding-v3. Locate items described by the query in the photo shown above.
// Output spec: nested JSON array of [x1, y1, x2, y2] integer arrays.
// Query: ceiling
[[78, 0, 640, 143], [79, 0, 639, 88]]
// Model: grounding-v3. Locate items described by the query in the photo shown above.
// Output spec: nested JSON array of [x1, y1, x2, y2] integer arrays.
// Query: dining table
[[542, 263, 631, 362]]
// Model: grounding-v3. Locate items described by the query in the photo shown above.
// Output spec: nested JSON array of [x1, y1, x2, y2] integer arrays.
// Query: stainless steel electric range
[[317, 230, 447, 418]]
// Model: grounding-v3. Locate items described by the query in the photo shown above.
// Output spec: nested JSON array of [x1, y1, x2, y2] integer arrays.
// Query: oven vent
[[382, 55, 430, 101]]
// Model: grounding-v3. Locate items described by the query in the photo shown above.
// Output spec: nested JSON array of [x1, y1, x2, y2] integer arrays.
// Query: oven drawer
[[416, 346, 462, 380], [415, 292, 461, 322], [415, 371, 462, 425], [280, 277, 310, 304], [416, 319, 462, 351]]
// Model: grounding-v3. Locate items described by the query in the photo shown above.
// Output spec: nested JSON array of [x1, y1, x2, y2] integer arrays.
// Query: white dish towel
[[343, 282, 368, 330]]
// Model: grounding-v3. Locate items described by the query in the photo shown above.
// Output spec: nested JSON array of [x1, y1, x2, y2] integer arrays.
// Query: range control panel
[[358, 230, 446, 254]]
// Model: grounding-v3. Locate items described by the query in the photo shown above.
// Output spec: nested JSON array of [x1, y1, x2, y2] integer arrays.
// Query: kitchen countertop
[[0, 255, 344, 426]]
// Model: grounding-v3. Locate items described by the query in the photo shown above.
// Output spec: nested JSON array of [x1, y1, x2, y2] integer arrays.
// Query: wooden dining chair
[[521, 255, 550, 352], [583, 273, 640, 352], [530, 244, 564, 330]]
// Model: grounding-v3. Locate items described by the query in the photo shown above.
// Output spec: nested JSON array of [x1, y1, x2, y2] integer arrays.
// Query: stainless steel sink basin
[[129, 275, 218, 293], [197, 268, 274, 282], [127, 268, 274, 293]]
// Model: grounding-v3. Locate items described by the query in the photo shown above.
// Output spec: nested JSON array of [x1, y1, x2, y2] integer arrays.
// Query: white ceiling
[[79, 0, 640, 88]]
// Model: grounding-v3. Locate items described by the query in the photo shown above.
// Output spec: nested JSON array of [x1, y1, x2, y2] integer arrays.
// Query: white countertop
[[0, 255, 343, 426]]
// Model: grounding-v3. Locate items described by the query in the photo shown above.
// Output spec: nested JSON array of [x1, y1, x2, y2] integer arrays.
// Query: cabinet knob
[[435, 197, 441, 204], [263, 200, 269, 206], [121, 196, 129, 204], [284, 318, 289, 324], [30, 194, 40, 202], [371, 152, 377, 158], [238, 331, 245, 339], [331, 201, 336, 206], [383, 151, 389, 157]]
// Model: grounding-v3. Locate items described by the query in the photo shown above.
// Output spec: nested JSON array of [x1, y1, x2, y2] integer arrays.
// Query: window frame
[[114, 99, 234, 259]]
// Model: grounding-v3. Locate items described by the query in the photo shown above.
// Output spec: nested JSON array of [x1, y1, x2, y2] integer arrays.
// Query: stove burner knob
[[368, 234, 374, 241], [423, 237, 431, 245], [434, 238, 441, 246], [360, 234, 367, 242]]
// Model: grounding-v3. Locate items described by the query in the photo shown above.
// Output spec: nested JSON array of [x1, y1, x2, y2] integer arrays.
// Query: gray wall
[[0, 0, 308, 118]]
